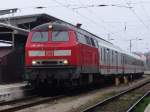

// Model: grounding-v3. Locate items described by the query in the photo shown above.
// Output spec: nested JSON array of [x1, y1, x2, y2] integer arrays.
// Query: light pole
[[129, 38, 142, 53]]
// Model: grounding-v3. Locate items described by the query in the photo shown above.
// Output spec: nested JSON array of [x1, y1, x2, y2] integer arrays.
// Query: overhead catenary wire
[[0, 1, 148, 52], [0, 3, 144, 37], [72, 4, 133, 9], [127, 1, 150, 5], [140, 4, 150, 28], [52, 0, 107, 30], [75, 0, 123, 40], [50, 0, 148, 52], [52, 0, 103, 33], [52, 0, 125, 38], [0, 4, 128, 37], [123, 0, 150, 52], [124, 0, 149, 31]]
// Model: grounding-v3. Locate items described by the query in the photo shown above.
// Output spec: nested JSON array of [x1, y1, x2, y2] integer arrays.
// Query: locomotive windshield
[[52, 31, 68, 42], [32, 32, 48, 42]]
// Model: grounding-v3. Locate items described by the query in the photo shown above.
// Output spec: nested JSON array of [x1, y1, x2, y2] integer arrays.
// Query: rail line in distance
[[82, 80, 150, 112]]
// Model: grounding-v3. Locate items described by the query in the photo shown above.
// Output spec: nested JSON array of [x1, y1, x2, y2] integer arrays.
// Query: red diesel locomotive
[[25, 22, 144, 87]]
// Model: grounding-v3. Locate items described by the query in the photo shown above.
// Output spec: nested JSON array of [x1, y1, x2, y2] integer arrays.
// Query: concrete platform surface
[[0, 82, 28, 102], [144, 103, 150, 112], [0, 82, 27, 93], [144, 71, 150, 75]]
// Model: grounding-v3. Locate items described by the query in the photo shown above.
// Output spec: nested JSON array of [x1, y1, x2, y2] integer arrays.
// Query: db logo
[[46, 51, 53, 56]]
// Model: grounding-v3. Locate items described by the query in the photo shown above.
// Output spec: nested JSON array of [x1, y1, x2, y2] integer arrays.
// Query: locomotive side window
[[77, 33, 99, 48], [94, 40, 99, 48], [90, 38, 95, 47], [32, 32, 48, 42], [52, 31, 68, 42], [77, 33, 86, 44], [85, 36, 91, 45]]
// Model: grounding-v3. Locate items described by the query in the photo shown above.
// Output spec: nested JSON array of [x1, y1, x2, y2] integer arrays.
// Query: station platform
[[144, 103, 150, 112], [144, 71, 150, 75], [0, 82, 27, 92], [0, 82, 28, 102]]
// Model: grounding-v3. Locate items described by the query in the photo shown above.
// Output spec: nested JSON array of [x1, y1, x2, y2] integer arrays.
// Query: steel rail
[[0, 95, 64, 112], [82, 80, 150, 112], [126, 91, 150, 112], [0, 95, 37, 106]]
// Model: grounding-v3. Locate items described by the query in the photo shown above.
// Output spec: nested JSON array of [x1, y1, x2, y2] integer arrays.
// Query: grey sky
[[1, 0, 150, 53]]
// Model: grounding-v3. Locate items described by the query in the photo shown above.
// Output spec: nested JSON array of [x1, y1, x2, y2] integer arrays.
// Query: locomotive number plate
[[45, 51, 53, 56]]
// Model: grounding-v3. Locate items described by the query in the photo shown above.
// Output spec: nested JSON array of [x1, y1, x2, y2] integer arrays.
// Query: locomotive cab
[[25, 23, 80, 85], [25, 23, 78, 67]]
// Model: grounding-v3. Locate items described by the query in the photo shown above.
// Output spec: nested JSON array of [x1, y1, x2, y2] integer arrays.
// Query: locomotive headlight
[[48, 25, 53, 29], [63, 60, 68, 64], [32, 61, 37, 65]]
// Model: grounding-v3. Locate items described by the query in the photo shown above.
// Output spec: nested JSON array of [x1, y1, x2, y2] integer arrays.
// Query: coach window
[[115, 51, 118, 64], [126, 56, 128, 64], [122, 55, 124, 64], [52, 31, 68, 42], [104, 48, 106, 63], [107, 49, 110, 63], [106, 48, 109, 54], [120, 54, 122, 65], [101, 48, 103, 61], [32, 32, 48, 42], [128, 56, 130, 65], [112, 51, 113, 63]]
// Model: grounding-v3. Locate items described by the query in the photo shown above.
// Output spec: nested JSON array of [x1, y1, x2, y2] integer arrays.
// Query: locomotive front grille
[[32, 59, 67, 66], [42, 61, 58, 65]]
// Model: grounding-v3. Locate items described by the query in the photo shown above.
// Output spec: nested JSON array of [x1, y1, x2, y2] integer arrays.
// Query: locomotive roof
[[32, 22, 118, 49], [32, 23, 72, 31], [32, 22, 113, 44], [31, 22, 144, 62]]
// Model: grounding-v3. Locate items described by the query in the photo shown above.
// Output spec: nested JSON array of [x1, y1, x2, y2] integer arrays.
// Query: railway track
[[82, 80, 150, 112], [0, 86, 35, 103], [127, 91, 150, 112], [0, 83, 108, 112], [0, 84, 65, 112], [0, 95, 64, 112], [0, 78, 150, 112]]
